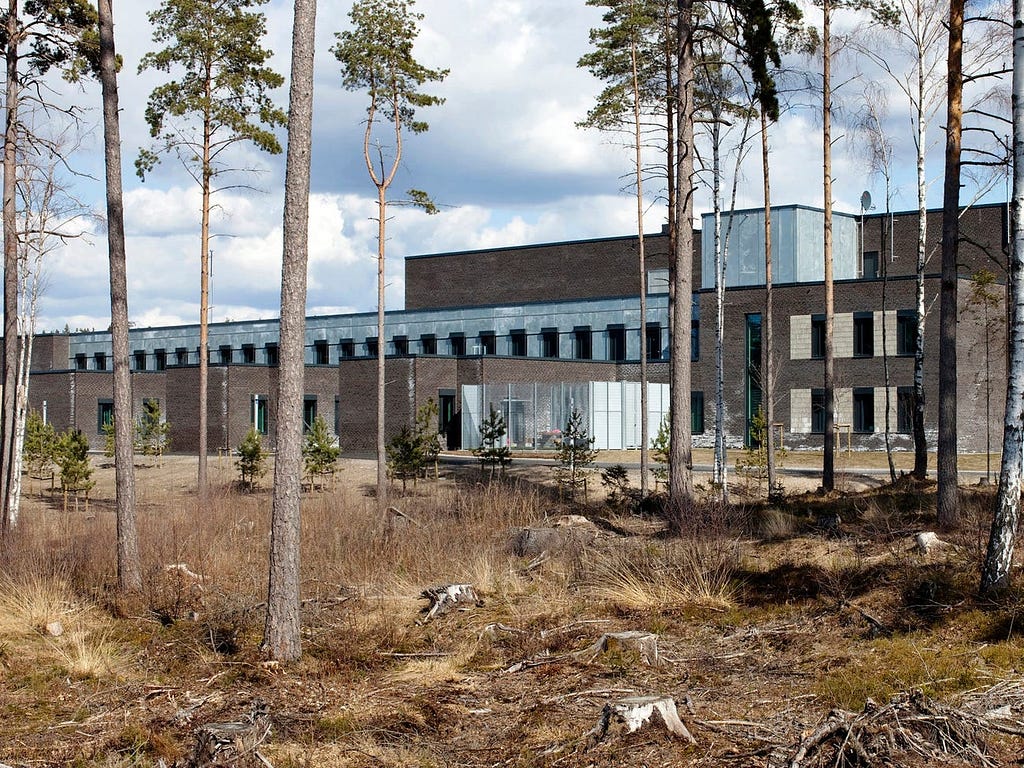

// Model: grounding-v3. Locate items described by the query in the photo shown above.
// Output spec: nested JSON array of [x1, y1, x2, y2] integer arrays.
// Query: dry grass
[[1, 457, 1024, 767]]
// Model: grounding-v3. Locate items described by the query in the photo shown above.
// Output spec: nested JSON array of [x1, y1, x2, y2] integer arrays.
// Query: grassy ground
[[1, 455, 1022, 767]]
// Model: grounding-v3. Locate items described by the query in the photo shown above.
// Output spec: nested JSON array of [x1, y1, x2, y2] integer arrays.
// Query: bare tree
[[262, 0, 316, 662], [97, 0, 141, 592], [980, 0, 1023, 593]]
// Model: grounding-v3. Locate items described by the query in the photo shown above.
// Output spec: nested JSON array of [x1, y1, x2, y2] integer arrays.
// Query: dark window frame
[[303, 395, 318, 432], [265, 343, 279, 367], [478, 331, 496, 356], [541, 328, 559, 359], [219, 345, 233, 365], [339, 338, 355, 359], [94, 352, 107, 371], [811, 388, 826, 434], [811, 314, 826, 359], [314, 339, 330, 365], [420, 334, 437, 355], [509, 329, 527, 357], [607, 325, 625, 362], [852, 387, 875, 433], [897, 386, 914, 434], [154, 349, 167, 371], [393, 336, 409, 356], [853, 312, 874, 358], [646, 322, 662, 361], [896, 309, 917, 357], [241, 344, 256, 364], [691, 391, 705, 435], [573, 326, 592, 360], [449, 333, 466, 356], [97, 399, 114, 432]]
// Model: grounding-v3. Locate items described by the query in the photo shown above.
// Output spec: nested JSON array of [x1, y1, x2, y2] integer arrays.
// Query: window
[[219, 345, 232, 364], [861, 250, 879, 279], [133, 350, 147, 371], [646, 323, 662, 361], [607, 326, 625, 361], [853, 312, 874, 357], [896, 310, 916, 356], [478, 331, 496, 355], [449, 333, 465, 356], [393, 336, 409, 356], [314, 339, 329, 364], [811, 388, 826, 434], [339, 339, 355, 359], [252, 394, 268, 434], [74, 353, 87, 371], [897, 386, 914, 434], [510, 330, 527, 357], [154, 349, 167, 371], [175, 347, 188, 366], [541, 328, 559, 358], [692, 391, 705, 435], [241, 344, 255, 364], [573, 326, 592, 360], [303, 396, 317, 432], [97, 399, 114, 432], [94, 352, 107, 371], [420, 334, 436, 355], [366, 337, 379, 357], [811, 314, 826, 359], [265, 343, 279, 367], [691, 317, 700, 361], [853, 387, 875, 433], [647, 267, 669, 294]]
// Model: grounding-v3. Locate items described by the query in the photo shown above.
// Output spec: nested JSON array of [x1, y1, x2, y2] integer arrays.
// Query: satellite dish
[[860, 190, 872, 212]]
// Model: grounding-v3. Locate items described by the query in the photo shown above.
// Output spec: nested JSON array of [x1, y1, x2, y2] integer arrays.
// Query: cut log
[[915, 531, 953, 555], [419, 584, 480, 621], [581, 631, 662, 666], [191, 700, 270, 767], [587, 695, 695, 747]]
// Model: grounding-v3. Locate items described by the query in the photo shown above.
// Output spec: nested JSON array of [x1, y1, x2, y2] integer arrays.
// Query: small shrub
[[552, 407, 597, 501], [474, 406, 511, 479], [137, 399, 171, 463], [55, 428, 94, 510], [386, 426, 422, 492], [236, 427, 267, 491], [303, 415, 340, 490]]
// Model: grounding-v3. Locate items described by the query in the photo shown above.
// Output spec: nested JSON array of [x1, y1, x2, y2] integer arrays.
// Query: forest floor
[[1, 453, 1024, 767]]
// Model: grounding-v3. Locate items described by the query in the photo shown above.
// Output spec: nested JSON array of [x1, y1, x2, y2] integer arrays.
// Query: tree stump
[[581, 631, 662, 666], [419, 584, 480, 621], [190, 700, 270, 767], [587, 695, 695, 747]]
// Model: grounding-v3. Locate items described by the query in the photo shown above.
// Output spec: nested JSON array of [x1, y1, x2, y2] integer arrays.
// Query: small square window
[[420, 334, 436, 355], [241, 344, 256, 364], [853, 387, 875, 433], [896, 310, 916, 356], [74, 353, 87, 371], [478, 332, 496, 355], [314, 339, 329, 364], [449, 334, 465, 356], [366, 337, 379, 357], [265, 343, 279, 367], [339, 339, 355, 359], [811, 388, 826, 434], [541, 329, 559, 358], [510, 330, 527, 357], [392, 336, 408, 356], [219, 345, 232, 364], [811, 314, 826, 359], [94, 352, 107, 371], [853, 312, 874, 357], [175, 347, 188, 366], [573, 327, 592, 360], [133, 350, 146, 371]]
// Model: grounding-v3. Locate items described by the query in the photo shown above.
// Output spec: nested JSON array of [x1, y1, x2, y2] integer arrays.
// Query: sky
[[32, 0, 1010, 333]]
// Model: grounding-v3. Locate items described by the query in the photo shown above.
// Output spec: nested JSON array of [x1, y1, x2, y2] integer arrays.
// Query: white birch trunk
[[713, 119, 726, 494], [980, 0, 1024, 592]]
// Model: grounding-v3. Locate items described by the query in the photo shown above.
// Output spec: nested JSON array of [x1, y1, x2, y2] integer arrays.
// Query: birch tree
[[137, 0, 286, 493], [980, 0, 1023, 593], [263, 0, 316, 663], [0, 0, 97, 535], [97, 0, 141, 592], [333, 0, 447, 507]]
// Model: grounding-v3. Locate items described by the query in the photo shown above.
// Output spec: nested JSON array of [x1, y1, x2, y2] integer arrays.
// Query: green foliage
[[54, 428, 94, 495], [1, 1, 101, 82], [386, 426, 421, 492], [236, 427, 267, 491], [332, 0, 448, 138], [601, 464, 634, 512], [474, 406, 511, 479], [651, 412, 670, 482], [414, 398, 442, 478], [552, 408, 598, 501], [137, 400, 171, 461], [735, 407, 785, 497], [136, 0, 287, 180], [302, 415, 340, 489], [23, 409, 57, 478], [101, 418, 117, 459]]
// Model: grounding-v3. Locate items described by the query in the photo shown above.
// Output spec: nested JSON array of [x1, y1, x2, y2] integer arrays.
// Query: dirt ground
[[2, 452, 1023, 767]]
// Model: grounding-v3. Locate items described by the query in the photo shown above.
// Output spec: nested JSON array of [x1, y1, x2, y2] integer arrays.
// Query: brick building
[[24, 202, 1007, 456]]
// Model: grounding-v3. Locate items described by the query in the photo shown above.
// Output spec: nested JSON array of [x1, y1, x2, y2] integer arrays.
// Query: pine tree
[[414, 397, 442, 479], [474, 406, 511, 480], [22, 409, 56, 489], [302, 415, 340, 490], [138, 0, 286, 493], [55, 427, 94, 511], [552, 408, 598, 501], [386, 425, 421, 492], [137, 400, 172, 463], [236, 426, 267, 491]]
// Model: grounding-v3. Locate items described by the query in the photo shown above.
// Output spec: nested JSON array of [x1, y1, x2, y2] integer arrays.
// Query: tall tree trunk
[[762, 110, 777, 499], [264, 0, 316, 662], [98, 0, 141, 592], [669, 0, 695, 513], [822, 0, 836, 492], [881, 212, 897, 482], [938, 0, 963, 528], [980, 0, 1024, 592], [198, 96, 211, 493], [376, 183, 387, 506], [1, 1, 19, 535], [713, 118, 727, 496], [912, 23, 929, 479], [631, 24, 650, 496]]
